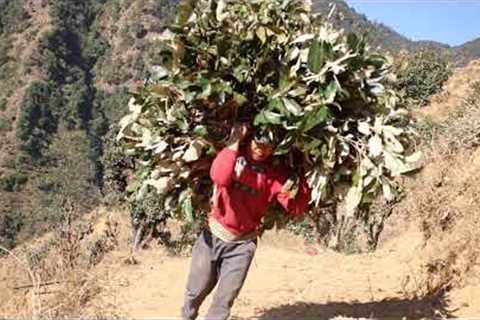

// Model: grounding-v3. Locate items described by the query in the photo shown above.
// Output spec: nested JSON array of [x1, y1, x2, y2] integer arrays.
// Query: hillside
[[313, 0, 468, 58], [455, 38, 480, 66], [0, 0, 480, 317], [2, 57, 480, 319], [314, 0, 476, 63], [1, 0, 480, 254], [313, 0, 414, 52], [0, 0, 179, 249]]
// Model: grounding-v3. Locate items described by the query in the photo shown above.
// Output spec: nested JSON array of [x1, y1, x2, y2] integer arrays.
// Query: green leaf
[[175, 1, 195, 25], [308, 40, 324, 73], [344, 184, 363, 217], [193, 125, 208, 137], [368, 135, 383, 158], [366, 54, 387, 68], [233, 92, 248, 106], [308, 40, 331, 73], [279, 69, 290, 90], [216, 0, 228, 21], [145, 177, 172, 194], [256, 26, 267, 44], [323, 81, 337, 102], [381, 180, 395, 202], [301, 106, 329, 132], [282, 97, 302, 116], [269, 98, 287, 115], [254, 110, 283, 125], [346, 33, 359, 51], [303, 138, 322, 152], [181, 192, 194, 222], [182, 140, 205, 162]]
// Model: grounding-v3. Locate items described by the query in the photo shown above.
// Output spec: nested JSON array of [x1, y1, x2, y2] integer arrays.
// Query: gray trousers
[[181, 230, 257, 320]]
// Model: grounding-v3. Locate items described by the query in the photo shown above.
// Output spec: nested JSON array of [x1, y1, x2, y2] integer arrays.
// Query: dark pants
[[181, 230, 257, 320]]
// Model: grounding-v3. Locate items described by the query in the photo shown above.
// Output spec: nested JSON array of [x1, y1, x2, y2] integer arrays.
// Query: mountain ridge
[[314, 0, 479, 63]]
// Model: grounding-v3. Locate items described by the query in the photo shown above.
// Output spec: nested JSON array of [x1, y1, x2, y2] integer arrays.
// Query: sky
[[344, 0, 480, 47]]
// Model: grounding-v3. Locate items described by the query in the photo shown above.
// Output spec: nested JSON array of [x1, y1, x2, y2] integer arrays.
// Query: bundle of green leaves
[[116, 0, 421, 227]]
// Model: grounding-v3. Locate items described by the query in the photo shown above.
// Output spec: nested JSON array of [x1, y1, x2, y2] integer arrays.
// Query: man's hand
[[281, 175, 300, 199], [227, 123, 249, 151], [230, 123, 249, 142]]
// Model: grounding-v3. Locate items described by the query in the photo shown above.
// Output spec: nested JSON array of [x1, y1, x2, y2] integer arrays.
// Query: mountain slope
[[1, 0, 480, 252], [455, 38, 480, 66], [313, 0, 477, 64], [313, 0, 414, 52]]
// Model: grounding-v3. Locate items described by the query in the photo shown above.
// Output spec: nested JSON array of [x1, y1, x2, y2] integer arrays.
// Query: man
[[181, 123, 311, 320]]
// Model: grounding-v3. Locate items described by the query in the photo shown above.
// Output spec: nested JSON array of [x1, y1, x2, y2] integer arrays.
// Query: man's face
[[248, 140, 274, 162]]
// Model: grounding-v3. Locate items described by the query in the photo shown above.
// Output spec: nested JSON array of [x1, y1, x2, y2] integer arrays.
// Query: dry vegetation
[[391, 78, 480, 300], [0, 206, 121, 319]]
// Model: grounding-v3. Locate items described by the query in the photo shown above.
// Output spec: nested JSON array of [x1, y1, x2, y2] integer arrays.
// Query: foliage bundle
[[115, 0, 421, 235]]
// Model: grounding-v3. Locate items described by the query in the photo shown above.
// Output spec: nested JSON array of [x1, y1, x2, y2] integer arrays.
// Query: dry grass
[[0, 206, 122, 319], [394, 80, 480, 299]]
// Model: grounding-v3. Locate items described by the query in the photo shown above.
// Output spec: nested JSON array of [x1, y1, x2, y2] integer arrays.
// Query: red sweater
[[209, 147, 311, 236]]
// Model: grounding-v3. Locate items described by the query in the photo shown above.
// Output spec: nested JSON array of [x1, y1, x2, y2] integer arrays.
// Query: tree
[[16, 82, 57, 160]]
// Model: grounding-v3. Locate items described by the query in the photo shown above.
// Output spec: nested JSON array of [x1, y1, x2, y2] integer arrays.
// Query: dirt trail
[[91, 225, 478, 319]]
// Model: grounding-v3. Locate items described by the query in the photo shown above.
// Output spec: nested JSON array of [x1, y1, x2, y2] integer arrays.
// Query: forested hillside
[[0, 0, 178, 249]]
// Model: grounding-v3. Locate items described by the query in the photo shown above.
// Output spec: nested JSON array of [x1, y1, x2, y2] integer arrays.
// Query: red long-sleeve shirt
[[209, 147, 311, 236]]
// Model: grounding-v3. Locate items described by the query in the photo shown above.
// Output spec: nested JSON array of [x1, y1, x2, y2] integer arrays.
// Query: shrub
[[0, 172, 28, 192], [438, 81, 480, 150], [16, 82, 57, 159], [0, 95, 7, 111], [130, 22, 148, 39], [0, 0, 30, 35], [0, 212, 24, 250], [395, 50, 452, 106], [0, 40, 11, 66], [0, 117, 10, 131]]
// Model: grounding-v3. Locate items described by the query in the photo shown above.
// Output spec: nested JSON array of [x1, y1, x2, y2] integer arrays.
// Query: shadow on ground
[[252, 292, 454, 320]]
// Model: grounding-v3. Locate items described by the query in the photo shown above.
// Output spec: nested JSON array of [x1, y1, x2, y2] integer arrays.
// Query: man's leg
[[181, 230, 218, 320], [205, 239, 256, 320]]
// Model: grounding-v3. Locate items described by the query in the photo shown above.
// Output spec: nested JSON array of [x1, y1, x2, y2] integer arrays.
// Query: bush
[[16, 81, 57, 159], [0, 212, 24, 250], [437, 81, 480, 150], [130, 22, 148, 39], [0, 95, 8, 111], [48, 0, 96, 32], [0, 0, 30, 35], [395, 50, 452, 106], [0, 40, 11, 66], [0, 117, 10, 131], [37, 29, 81, 83], [0, 172, 28, 192]]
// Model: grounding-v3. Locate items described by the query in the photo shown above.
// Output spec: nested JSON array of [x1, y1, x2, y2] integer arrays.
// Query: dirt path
[[92, 227, 478, 319]]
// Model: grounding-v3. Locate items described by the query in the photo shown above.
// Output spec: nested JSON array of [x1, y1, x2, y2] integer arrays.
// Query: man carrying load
[[181, 123, 311, 319]]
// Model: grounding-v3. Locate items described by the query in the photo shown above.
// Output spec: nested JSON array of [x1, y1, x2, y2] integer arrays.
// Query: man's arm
[[209, 124, 248, 187], [270, 172, 311, 217]]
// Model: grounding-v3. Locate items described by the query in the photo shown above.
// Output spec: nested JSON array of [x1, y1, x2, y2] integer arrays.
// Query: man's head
[[247, 130, 275, 162]]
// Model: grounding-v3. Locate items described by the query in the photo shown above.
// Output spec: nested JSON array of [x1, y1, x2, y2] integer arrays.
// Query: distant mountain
[[312, 0, 414, 52], [454, 38, 480, 66], [313, 0, 479, 65]]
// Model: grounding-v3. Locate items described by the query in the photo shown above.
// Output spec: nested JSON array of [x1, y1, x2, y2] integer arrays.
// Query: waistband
[[208, 217, 259, 243]]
